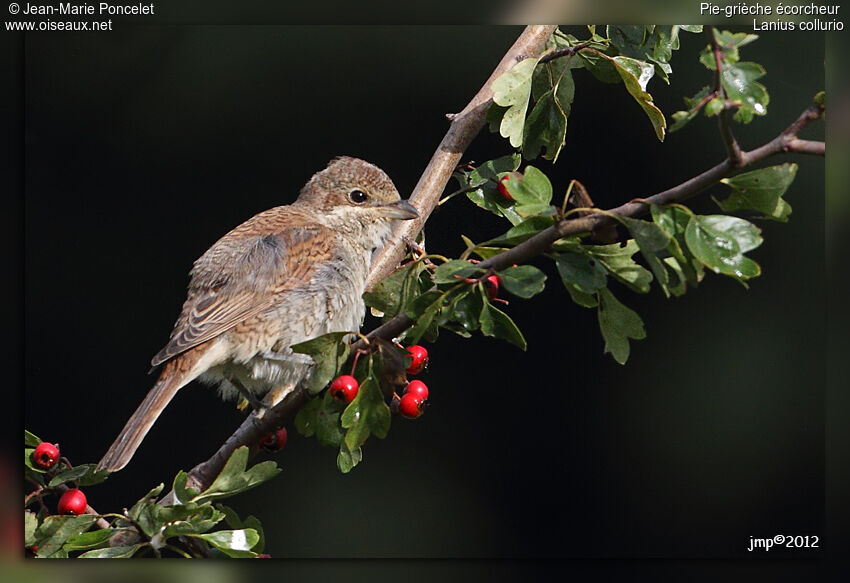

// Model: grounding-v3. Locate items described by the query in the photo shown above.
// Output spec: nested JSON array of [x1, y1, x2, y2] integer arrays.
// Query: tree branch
[[365, 25, 557, 292]]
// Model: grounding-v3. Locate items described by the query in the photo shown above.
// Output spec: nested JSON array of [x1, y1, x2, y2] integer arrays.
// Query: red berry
[[57, 488, 87, 516], [405, 345, 429, 375], [329, 375, 359, 403], [260, 427, 288, 452], [404, 380, 429, 402], [496, 173, 518, 202], [32, 442, 60, 469], [398, 393, 424, 419], [484, 274, 501, 300]]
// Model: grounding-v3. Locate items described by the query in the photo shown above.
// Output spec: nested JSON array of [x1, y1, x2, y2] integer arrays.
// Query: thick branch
[[365, 25, 557, 291]]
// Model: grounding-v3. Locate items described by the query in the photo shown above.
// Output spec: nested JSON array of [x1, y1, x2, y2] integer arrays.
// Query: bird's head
[[296, 156, 419, 224]]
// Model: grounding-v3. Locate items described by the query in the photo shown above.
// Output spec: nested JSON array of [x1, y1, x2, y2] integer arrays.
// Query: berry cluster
[[398, 345, 429, 419], [29, 441, 89, 516]]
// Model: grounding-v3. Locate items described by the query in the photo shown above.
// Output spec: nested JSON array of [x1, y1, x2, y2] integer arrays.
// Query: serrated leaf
[[62, 528, 114, 551], [492, 57, 540, 147], [479, 298, 527, 350], [79, 544, 143, 558], [34, 515, 97, 557], [700, 29, 759, 69], [187, 529, 259, 558], [499, 265, 547, 298], [340, 359, 391, 452], [291, 332, 351, 395], [337, 440, 362, 474], [25, 430, 41, 447], [586, 241, 653, 293], [25, 511, 38, 547], [191, 447, 281, 505], [523, 87, 568, 161], [685, 215, 762, 283], [467, 154, 522, 186], [617, 216, 673, 297], [597, 287, 646, 365], [716, 163, 796, 221]]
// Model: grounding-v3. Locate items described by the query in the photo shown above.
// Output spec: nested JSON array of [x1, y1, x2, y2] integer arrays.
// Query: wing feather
[[151, 216, 334, 366]]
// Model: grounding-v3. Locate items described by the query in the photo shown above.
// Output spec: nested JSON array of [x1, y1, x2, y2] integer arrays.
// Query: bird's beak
[[380, 199, 419, 220]]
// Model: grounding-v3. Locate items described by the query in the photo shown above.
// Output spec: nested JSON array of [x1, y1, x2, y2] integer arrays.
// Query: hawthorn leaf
[[715, 163, 796, 221], [586, 241, 653, 293], [291, 332, 351, 395], [499, 265, 547, 298], [479, 299, 527, 350], [597, 287, 646, 365], [79, 544, 143, 558], [685, 215, 762, 283], [492, 57, 539, 147], [187, 529, 259, 558]]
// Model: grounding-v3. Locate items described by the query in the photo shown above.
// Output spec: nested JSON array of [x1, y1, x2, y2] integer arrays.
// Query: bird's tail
[[97, 353, 202, 473]]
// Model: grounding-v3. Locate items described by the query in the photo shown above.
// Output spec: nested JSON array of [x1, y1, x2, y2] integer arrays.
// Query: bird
[[96, 156, 419, 472]]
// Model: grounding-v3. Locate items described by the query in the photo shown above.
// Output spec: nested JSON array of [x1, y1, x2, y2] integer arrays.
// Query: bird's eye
[[348, 189, 368, 204]]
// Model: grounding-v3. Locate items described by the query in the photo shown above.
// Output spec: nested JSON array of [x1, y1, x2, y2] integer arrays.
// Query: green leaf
[[25, 511, 38, 547], [291, 331, 351, 396], [466, 185, 525, 225], [555, 252, 608, 294], [492, 57, 540, 147], [450, 287, 484, 332], [433, 260, 482, 284], [486, 216, 555, 246], [715, 163, 797, 222], [187, 529, 259, 558], [190, 447, 281, 505], [79, 544, 143, 558], [127, 483, 165, 537], [24, 448, 46, 474], [704, 97, 724, 117], [479, 298, 527, 350], [651, 205, 703, 287], [522, 87, 568, 162], [364, 262, 423, 318], [599, 54, 666, 140], [499, 265, 547, 298], [47, 464, 99, 488], [722, 61, 769, 123], [684, 215, 762, 283], [597, 287, 646, 365], [25, 430, 41, 447], [486, 103, 510, 133], [340, 359, 391, 452], [617, 216, 673, 297], [669, 85, 711, 132], [466, 154, 522, 186], [577, 48, 621, 83], [586, 241, 653, 293], [34, 515, 97, 557], [63, 528, 114, 551], [700, 30, 759, 69], [337, 440, 362, 474]]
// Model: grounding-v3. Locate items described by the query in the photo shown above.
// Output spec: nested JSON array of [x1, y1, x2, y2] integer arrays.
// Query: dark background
[[19, 27, 825, 558]]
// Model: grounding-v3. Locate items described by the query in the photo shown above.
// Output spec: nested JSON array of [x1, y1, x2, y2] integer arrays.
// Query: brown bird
[[97, 157, 418, 472]]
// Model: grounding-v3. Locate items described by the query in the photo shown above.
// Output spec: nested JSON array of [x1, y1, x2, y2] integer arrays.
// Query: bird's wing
[[151, 217, 335, 367]]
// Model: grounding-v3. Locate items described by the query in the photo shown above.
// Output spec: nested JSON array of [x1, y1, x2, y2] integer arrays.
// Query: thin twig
[[708, 26, 745, 167]]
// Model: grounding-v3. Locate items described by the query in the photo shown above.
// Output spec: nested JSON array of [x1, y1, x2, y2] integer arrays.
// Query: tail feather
[[96, 374, 187, 472]]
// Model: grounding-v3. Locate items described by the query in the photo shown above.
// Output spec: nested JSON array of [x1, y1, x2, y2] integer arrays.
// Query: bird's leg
[[229, 378, 266, 412]]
